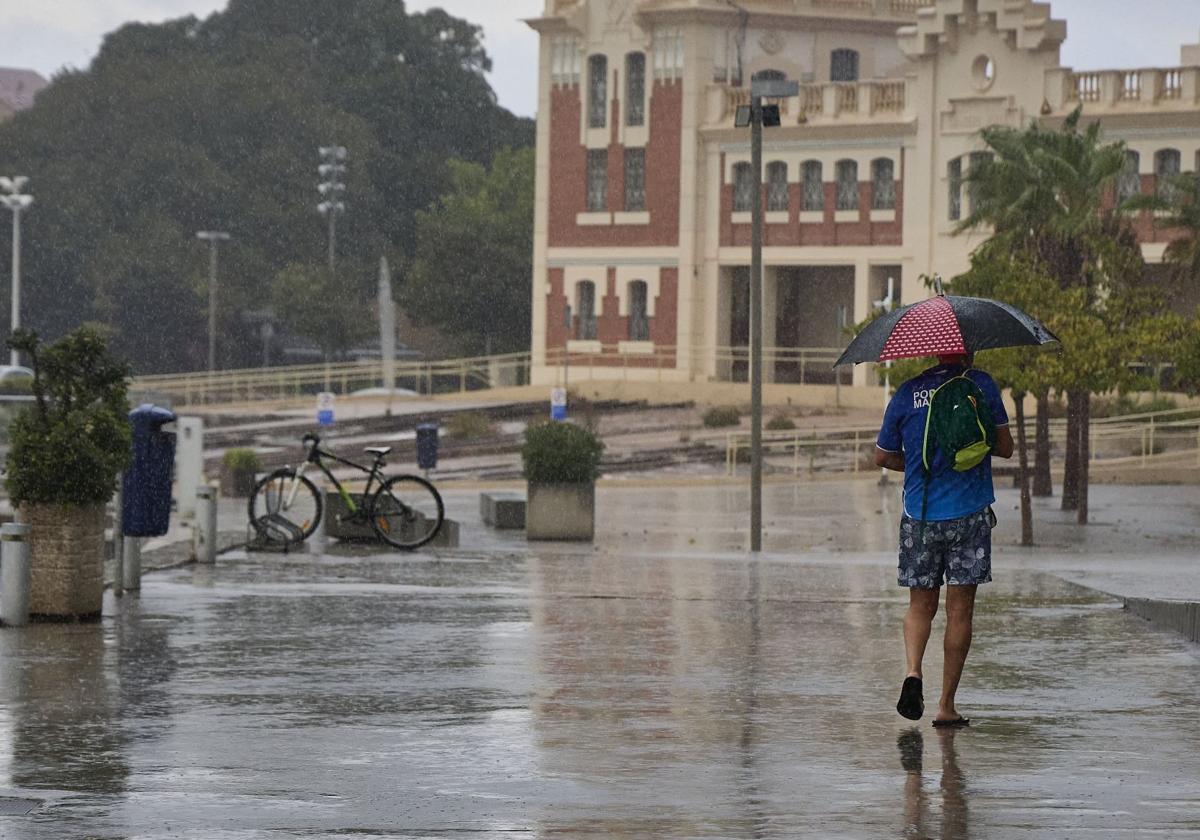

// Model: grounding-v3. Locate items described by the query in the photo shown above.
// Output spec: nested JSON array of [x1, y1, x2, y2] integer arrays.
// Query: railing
[[712, 78, 909, 126], [835, 83, 858, 113], [1053, 66, 1198, 111], [1159, 69, 1182, 100], [131, 345, 851, 407], [1119, 71, 1141, 101], [1069, 72, 1102, 103], [871, 80, 906, 113], [723, 407, 1200, 478]]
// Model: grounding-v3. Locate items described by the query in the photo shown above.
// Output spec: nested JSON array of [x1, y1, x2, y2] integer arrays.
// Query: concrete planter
[[219, 466, 258, 498], [17, 502, 106, 621], [526, 482, 595, 541]]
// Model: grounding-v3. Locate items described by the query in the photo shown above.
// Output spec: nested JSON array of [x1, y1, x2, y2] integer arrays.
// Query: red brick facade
[[547, 81, 682, 248]]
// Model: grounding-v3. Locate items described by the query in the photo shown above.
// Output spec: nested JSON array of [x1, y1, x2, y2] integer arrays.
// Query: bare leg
[[938, 584, 977, 720], [904, 588, 940, 678]]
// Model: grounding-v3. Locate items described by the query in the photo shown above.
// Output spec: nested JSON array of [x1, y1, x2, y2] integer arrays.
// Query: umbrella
[[835, 293, 1059, 366]]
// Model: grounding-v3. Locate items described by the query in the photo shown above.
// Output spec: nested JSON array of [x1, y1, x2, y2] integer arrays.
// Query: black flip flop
[[932, 717, 970, 728], [896, 676, 924, 721]]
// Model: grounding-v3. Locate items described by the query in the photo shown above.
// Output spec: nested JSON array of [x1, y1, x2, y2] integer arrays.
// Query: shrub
[[444, 411, 493, 440], [521, 422, 604, 484], [5, 327, 132, 507], [702, 405, 741, 428], [223, 448, 261, 473], [766, 414, 796, 431]]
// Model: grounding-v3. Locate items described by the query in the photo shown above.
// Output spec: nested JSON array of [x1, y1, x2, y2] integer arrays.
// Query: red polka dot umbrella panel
[[835, 294, 1060, 367], [879, 296, 966, 361]]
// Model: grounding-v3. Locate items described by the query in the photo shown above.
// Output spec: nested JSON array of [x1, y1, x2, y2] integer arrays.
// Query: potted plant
[[221, 448, 261, 497], [521, 422, 604, 541], [6, 328, 132, 621]]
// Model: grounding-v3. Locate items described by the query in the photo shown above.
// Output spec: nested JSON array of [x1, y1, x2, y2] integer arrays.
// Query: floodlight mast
[[196, 230, 231, 375]]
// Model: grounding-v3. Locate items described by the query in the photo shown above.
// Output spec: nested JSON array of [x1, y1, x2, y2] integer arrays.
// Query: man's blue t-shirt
[[876, 365, 1009, 521]]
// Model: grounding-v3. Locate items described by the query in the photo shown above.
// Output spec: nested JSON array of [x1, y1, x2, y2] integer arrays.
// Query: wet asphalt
[[1, 526, 1198, 838]]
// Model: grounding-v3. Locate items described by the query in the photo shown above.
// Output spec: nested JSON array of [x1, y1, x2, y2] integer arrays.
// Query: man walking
[[874, 352, 1013, 727]]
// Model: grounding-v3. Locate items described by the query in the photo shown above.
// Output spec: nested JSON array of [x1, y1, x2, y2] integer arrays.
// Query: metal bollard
[[0, 523, 32, 626], [113, 480, 125, 597], [195, 486, 217, 565], [122, 537, 141, 592]]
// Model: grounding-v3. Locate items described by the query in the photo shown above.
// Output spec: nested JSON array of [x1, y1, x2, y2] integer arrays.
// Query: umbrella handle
[[933, 274, 945, 296]]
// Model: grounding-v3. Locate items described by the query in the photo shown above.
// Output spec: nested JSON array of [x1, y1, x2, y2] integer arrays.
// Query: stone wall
[[17, 503, 106, 620]]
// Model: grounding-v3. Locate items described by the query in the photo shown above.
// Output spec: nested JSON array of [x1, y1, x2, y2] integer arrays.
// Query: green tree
[[271, 262, 371, 361], [959, 108, 1132, 524], [0, 1, 533, 374], [404, 147, 534, 355]]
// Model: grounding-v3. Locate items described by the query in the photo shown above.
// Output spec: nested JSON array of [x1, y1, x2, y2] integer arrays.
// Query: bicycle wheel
[[369, 475, 444, 550], [247, 469, 323, 543]]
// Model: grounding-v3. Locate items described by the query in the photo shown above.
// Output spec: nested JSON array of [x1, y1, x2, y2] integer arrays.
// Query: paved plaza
[[0, 480, 1197, 837]]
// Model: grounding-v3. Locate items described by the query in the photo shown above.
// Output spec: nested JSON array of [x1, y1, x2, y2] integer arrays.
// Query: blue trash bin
[[416, 423, 439, 471], [122, 404, 177, 538]]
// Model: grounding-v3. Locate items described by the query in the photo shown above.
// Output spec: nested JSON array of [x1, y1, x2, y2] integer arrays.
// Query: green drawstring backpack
[[918, 372, 997, 523]]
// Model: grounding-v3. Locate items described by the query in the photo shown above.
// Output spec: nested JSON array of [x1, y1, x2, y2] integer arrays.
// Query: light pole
[[735, 76, 797, 552], [196, 231, 231, 374], [1, 177, 33, 367]]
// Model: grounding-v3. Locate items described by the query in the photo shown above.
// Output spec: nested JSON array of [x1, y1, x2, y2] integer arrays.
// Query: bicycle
[[247, 433, 444, 550]]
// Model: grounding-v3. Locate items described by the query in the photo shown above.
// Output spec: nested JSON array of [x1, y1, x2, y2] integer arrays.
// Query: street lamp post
[[735, 77, 797, 553], [1, 177, 34, 367], [196, 231, 231, 374]]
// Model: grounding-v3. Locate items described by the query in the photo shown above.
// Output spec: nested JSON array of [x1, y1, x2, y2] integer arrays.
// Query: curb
[[1123, 597, 1200, 643]]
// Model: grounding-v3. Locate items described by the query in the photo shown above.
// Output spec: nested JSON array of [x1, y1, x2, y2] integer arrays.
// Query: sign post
[[550, 387, 568, 422], [317, 391, 336, 427]]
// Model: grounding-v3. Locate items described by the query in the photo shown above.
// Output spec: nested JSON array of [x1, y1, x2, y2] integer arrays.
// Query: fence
[[724, 407, 1200, 477], [132, 345, 849, 407]]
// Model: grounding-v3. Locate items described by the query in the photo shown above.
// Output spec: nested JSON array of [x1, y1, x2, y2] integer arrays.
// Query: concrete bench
[[325, 492, 458, 548], [480, 492, 526, 530]]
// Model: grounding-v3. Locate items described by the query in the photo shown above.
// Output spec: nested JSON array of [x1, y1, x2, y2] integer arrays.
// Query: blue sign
[[317, 392, 335, 427], [550, 387, 567, 421]]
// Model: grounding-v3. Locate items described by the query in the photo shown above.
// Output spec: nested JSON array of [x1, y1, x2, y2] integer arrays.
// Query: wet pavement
[[1, 532, 1198, 837]]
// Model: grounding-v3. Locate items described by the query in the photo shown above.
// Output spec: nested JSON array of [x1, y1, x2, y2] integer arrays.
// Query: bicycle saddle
[[364, 446, 392, 457]]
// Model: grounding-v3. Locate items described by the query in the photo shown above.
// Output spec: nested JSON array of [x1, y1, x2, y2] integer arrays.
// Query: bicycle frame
[[287, 444, 387, 517]]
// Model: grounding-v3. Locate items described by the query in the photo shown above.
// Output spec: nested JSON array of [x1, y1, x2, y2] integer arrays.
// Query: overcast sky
[[2, 0, 1198, 118]]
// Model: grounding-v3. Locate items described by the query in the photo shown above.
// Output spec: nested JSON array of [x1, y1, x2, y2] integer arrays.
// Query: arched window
[[733, 162, 755, 212], [576, 281, 597, 340], [628, 281, 650, 341], [948, 157, 963, 221], [835, 160, 858, 211], [1117, 150, 1141, 203], [767, 161, 789, 212], [1155, 148, 1181, 201], [802, 160, 823, 211], [588, 55, 608, 128], [871, 158, 895, 210], [626, 52, 646, 127], [831, 49, 859, 82]]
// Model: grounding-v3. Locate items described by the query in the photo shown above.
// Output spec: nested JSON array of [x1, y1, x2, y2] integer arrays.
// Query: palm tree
[[957, 107, 1129, 525]]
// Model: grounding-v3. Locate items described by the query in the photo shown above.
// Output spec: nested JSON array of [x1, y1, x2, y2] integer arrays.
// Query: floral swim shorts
[[898, 509, 993, 589]]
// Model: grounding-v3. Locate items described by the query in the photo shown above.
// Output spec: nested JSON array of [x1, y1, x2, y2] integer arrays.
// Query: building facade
[[526, 0, 1200, 387]]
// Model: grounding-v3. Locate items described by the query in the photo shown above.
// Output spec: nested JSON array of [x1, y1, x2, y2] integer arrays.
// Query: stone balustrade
[[547, 0, 926, 19], [1046, 66, 1200, 112], [709, 78, 910, 127]]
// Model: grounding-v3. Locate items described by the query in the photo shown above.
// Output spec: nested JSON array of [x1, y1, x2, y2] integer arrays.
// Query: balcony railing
[[709, 78, 910, 126], [1050, 66, 1199, 112]]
